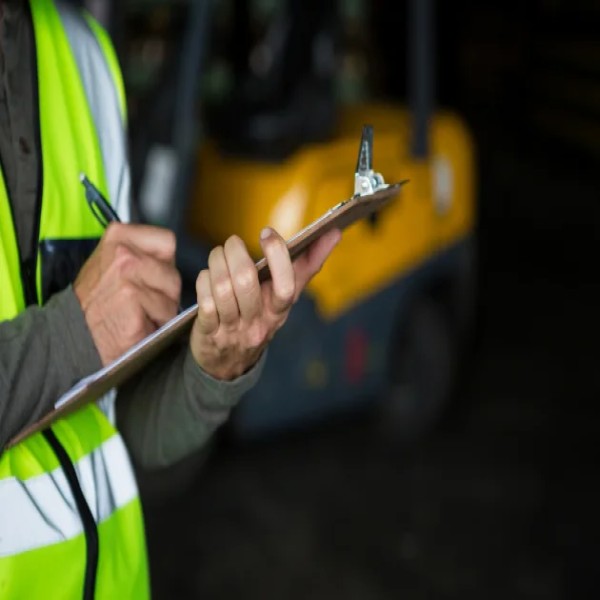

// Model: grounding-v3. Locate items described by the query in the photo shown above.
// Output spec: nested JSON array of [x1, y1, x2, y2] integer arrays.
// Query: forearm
[[116, 343, 265, 469], [0, 286, 102, 449]]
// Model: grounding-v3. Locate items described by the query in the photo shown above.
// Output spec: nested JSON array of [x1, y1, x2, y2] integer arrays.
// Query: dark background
[[111, 0, 600, 597]]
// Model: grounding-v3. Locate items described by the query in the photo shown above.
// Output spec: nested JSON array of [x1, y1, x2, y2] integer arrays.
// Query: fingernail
[[260, 227, 272, 240]]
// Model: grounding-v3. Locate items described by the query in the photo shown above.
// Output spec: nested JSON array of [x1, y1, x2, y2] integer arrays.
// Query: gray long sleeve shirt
[[0, 1, 264, 466]]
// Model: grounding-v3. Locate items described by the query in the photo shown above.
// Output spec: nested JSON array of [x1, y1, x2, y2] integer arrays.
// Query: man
[[0, 0, 340, 597]]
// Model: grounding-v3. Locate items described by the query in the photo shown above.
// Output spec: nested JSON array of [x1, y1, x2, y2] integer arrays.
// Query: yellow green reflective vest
[[0, 1, 149, 598]]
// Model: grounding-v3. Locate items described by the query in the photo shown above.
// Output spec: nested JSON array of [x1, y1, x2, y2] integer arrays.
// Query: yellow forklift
[[127, 0, 476, 441]]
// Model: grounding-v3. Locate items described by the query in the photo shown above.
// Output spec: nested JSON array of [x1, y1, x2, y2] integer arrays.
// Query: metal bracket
[[354, 125, 388, 196]]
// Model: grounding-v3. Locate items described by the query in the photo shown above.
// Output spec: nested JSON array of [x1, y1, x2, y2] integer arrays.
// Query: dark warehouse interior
[[0, 0, 600, 600]]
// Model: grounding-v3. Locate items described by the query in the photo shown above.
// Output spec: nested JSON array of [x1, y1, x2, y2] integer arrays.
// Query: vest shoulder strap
[[55, 1, 131, 223]]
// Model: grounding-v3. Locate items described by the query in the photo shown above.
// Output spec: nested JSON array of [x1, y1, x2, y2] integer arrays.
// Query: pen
[[80, 173, 121, 227]]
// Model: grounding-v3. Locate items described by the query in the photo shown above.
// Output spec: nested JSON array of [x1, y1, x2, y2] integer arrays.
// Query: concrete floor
[[142, 133, 600, 599]]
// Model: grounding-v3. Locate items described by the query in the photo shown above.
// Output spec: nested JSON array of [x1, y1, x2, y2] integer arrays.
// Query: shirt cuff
[[182, 347, 267, 411], [45, 285, 103, 382]]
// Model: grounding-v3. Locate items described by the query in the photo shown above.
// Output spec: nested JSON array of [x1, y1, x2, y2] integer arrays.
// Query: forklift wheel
[[378, 297, 455, 443]]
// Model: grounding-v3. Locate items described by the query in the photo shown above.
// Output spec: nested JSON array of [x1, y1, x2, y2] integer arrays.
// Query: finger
[[208, 245, 241, 327], [293, 228, 341, 295], [259, 227, 295, 314], [224, 235, 262, 322], [195, 269, 219, 334], [136, 283, 179, 328], [105, 222, 177, 263], [113, 243, 181, 304], [110, 300, 156, 355], [137, 256, 181, 304]]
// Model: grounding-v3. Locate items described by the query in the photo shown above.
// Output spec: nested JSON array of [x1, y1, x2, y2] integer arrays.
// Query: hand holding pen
[[75, 174, 182, 365]]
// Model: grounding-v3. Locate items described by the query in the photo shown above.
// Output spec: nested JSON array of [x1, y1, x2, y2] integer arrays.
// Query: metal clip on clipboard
[[354, 125, 389, 197]]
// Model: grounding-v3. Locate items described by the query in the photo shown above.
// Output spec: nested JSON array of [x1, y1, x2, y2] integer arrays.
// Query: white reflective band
[[96, 389, 117, 426], [57, 1, 132, 223], [0, 434, 138, 557]]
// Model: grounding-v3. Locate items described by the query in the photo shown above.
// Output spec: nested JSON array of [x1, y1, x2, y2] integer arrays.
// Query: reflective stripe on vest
[[0, 1, 148, 597], [0, 433, 137, 557]]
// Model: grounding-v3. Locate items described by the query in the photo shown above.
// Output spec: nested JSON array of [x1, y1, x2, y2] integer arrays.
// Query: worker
[[0, 1, 341, 597]]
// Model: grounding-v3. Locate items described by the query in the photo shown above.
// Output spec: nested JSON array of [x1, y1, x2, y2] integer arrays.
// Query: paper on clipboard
[[5, 181, 407, 449]]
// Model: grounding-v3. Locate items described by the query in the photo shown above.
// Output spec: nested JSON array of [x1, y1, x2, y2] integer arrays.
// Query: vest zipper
[[43, 430, 99, 600], [27, 5, 100, 599]]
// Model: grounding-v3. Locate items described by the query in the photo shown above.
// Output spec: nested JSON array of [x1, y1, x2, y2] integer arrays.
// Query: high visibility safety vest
[[0, 1, 149, 598]]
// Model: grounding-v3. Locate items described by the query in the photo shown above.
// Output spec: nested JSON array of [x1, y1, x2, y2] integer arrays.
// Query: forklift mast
[[409, 0, 434, 158]]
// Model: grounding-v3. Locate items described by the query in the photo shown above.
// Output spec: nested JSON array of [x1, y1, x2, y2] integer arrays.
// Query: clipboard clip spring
[[354, 124, 389, 197]]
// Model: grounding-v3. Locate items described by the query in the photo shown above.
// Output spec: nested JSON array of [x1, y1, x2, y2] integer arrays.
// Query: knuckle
[[246, 323, 267, 350], [120, 281, 138, 302], [199, 295, 217, 318], [124, 307, 146, 342], [120, 258, 139, 278], [114, 244, 137, 273], [234, 266, 257, 295], [213, 334, 231, 353], [213, 277, 233, 301], [114, 242, 131, 259], [276, 282, 296, 305], [131, 309, 145, 332]]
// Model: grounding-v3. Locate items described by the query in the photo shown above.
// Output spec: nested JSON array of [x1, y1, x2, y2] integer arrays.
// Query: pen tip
[[79, 173, 86, 183]]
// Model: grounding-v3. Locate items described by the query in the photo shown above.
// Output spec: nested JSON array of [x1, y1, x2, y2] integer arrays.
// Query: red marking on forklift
[[346, 328, 368, 384]]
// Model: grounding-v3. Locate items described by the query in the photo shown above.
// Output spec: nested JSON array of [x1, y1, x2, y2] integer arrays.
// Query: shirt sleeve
[[0, 286, 102, 449], [0, 285, 264, 460], [116, 343, 266, 470]]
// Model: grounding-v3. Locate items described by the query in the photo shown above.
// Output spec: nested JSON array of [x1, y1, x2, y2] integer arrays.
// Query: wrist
[[190, 345, 264, 381], [184, 346, 268, 407]]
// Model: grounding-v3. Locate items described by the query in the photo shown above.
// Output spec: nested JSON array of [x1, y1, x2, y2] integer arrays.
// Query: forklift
[[117, 0, 476, 443]]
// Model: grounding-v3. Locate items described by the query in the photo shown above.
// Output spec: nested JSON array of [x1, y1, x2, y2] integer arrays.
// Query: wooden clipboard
[[5, 181, 407, 449]]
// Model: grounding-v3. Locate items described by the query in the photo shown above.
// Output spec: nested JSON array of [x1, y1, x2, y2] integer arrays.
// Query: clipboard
[[5, 126, 408, 449]]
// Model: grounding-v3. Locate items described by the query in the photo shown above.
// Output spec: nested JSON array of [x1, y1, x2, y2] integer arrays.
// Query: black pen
[[80, 173, 121, 226]]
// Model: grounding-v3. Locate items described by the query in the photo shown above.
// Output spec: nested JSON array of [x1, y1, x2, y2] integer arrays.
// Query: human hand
[[190, 227, 341, 380], [74, 223, 182, 366]]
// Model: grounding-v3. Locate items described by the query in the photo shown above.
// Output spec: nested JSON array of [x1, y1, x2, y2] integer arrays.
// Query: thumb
[[293, 228, 341, 294]]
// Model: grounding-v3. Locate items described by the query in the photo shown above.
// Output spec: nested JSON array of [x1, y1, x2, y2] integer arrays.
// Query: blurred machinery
[[119, 0, 477, 442]]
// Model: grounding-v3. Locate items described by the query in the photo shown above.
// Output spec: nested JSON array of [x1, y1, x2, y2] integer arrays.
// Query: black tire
[[378, 297, 456, 443]]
